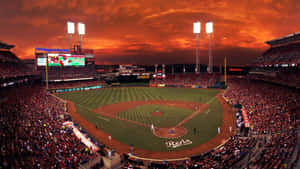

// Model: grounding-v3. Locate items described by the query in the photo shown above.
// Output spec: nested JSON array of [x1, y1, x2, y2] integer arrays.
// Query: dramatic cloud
[[1, 0, 300, 65]]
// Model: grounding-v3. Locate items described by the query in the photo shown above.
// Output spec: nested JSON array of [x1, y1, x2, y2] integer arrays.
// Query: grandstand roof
[[265, 31, 300, 46], [0, 41, 15, 50]]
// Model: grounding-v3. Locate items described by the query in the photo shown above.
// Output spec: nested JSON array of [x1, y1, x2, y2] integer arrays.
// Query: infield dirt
[[66, 91, 236, 159]]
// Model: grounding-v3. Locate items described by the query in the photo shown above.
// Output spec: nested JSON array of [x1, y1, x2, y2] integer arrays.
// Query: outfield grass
[[58, 87, 222, 151], [118, 104, 193, 127]]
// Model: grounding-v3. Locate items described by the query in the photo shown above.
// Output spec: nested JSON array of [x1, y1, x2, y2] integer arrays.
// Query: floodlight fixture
[[193, 21, 201, 73], [206, 21, 213, 34], [193, 21, 201, 34], [206, 21, 213, 73], [78, 22, 85, 35], [67, 21, 75, 34]]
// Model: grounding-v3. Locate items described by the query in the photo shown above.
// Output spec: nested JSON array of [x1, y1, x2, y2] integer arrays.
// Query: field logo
[[165, 139, 192, 148]]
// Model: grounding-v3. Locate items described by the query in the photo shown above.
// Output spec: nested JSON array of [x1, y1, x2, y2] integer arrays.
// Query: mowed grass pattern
[[58, 87, 222, 151], [117, 104, 193, 127], [59, 87, 217, 108]]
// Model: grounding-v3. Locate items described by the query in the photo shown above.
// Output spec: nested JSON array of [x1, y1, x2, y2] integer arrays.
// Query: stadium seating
[[0, 51, 37, 79], [46, 66, 95, 81], [0, 86, 101, 168], [122, 77, 299, 168], [248, 69, 300, 88], [150, 73, 221, 88], [1, 52, 299, 168], [253, 42, 300, 66], [224, 77, 299, 168], [121, 136, 257, 169]]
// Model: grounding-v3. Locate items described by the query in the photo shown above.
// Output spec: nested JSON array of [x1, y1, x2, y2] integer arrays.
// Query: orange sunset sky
[[1, 0, 300, 65]]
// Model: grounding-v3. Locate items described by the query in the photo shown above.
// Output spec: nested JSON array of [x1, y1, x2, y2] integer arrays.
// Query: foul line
[[206, 96, 217, 105], [97, 116, 110, 122], [176, 96, 216, 127], [94, 96, 217, 129]]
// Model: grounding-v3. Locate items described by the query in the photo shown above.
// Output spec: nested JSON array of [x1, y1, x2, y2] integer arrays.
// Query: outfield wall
[[49, 85, 104, 93], [49, 82, 226, 94]]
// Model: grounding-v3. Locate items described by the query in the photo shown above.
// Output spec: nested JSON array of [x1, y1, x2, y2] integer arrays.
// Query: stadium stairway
[[233, 136, 261, 169], [102, 153, 122, 169], [79, 154, 102, 169], [289, 131, 300, 169]]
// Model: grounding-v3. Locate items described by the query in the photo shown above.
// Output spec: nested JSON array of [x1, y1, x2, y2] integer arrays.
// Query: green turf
[[117, 104, 193, 127], [57, 87, 223, 151]]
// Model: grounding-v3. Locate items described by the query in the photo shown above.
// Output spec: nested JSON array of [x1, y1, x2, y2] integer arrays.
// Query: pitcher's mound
[[151, 112, 163, 116], [153, 126, 187, 138]]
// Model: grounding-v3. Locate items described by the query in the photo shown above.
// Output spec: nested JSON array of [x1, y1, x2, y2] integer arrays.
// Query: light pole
[[206, 21, 213, 74], [67, 21, 75, 50], [193, 21, 201, 73], [78, 22, 85, 49]]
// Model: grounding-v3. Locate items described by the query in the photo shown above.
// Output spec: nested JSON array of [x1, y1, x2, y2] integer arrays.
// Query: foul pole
[[224, 56, 227, 86], [45, 55, 49, 90]]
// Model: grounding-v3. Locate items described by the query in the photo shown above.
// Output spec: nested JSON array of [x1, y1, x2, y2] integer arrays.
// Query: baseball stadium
[[1, 1, 300, 169]]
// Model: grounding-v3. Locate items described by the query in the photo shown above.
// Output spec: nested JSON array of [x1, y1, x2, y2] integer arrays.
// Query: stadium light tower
[[78, 22, 85, 49], [193, 21, 201, 73], [67, 21, 75, 50], [206, 21, 213, 74]]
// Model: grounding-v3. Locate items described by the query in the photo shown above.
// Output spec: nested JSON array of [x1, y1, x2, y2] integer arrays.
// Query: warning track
[[66, 91, 236, 160]]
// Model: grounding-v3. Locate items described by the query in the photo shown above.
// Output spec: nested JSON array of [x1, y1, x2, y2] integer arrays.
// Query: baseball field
[[57, 87, 235, 159]]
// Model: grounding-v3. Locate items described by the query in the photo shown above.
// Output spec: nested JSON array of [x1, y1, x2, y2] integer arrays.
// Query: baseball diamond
[[57, 87, 236, 159], [1, 3, 300, 168]]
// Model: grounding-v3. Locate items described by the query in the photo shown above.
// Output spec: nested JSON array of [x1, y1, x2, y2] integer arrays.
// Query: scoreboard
[[35, 48, 94, 67], [36, 53, 85, 67], [47, 53, 85, 66]]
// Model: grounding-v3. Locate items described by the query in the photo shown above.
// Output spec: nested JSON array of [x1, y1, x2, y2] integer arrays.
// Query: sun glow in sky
[[1, 0, 300, 65]]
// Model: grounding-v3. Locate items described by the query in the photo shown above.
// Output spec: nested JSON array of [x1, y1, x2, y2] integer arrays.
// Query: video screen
[[37, 58, 47, 66], [48, 54, 85, 66]]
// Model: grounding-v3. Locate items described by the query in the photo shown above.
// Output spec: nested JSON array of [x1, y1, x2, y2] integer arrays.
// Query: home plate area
[[153, 126, 188, 139]]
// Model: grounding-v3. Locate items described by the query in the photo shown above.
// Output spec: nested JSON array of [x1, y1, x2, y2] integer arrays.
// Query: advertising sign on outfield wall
[[111, 83, 121, 86], [54, 85, 102, 93], [192, 85, 200, 88]]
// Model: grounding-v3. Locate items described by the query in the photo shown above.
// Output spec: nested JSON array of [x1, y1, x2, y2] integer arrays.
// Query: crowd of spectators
[[150, 73, 220, 88], [253, 42, 300, 66], [46, 66, 95, 81], [1, 50, 299, 169], [0, 62, 36, 79], [248, 69, 300, 88], [0, 86, 97, 168], [224, 78, 299, 135], [122, 136, 256, 169], [224, 77, 299, 168], [0, 50, 19, 62], [123, 77, 299, 169], [0, 51, 37, 79]]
